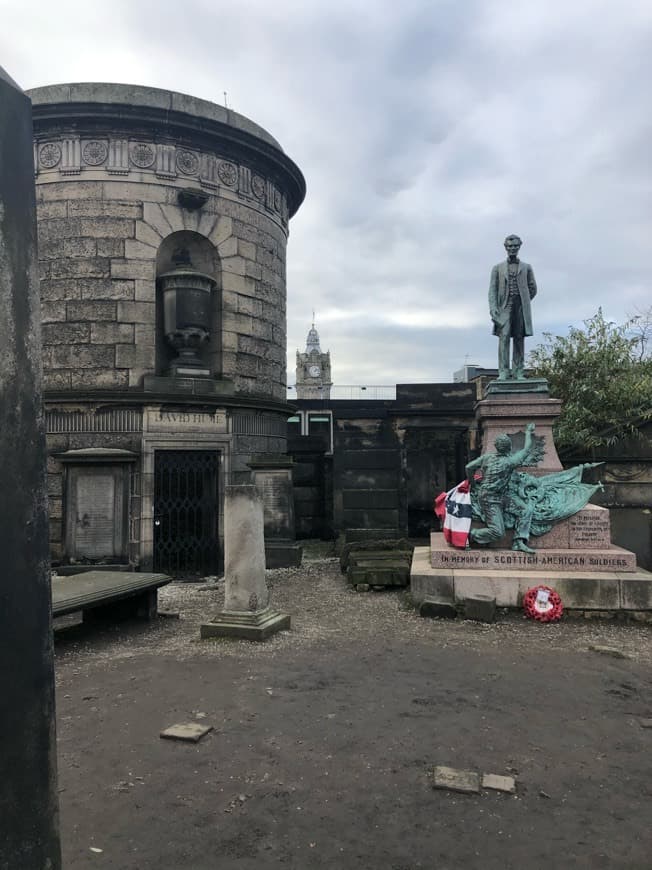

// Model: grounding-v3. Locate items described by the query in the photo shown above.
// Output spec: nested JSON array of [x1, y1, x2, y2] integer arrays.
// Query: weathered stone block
[[135, 323, 156, 344], [117, 300, 155, 323], [554, 576, 620, 610], [482, 773, 516, 793], [38, 218, 81, 245], [78, 217, 135, 239], [42, 322, 90, 344], [463, 594, 496, 623], [453, 572, 520, 608], [142, 202, 174, 238], [43, 370, 71, 390], [61, 238, 97, 258], [47, 344, 114, 368], [115, 343, 155, 369], [110, 258, 156, 280], [619, 575, 652, 610], [222, 255, 246, 276], [50, 257, 110, 278], [103, 180, 168, 204], [69, 199, 143, 219], [223, 311, 253, 334], [38, 201, 67, 220], [432, 766, 480, 793], [134, 279, 155, 302], [96, 238, 125, 258], [41, 303, 66, 323], [238, 239, 257, 260], [70, 369, 129, 389], [135, 220, 164, 248], [90, 322, 134, 344], [237, 295, 263, 317], [347, 562, 410, 587], [251, 319, 273, 340], [217, 236, 238, 258], [125, 239, 157, 260], [66, 301, 116, 321], [221, 271, 258, 298], [81, 279, 134, 301], [419, 598, 457, 619], [38, 180, 103, 202]]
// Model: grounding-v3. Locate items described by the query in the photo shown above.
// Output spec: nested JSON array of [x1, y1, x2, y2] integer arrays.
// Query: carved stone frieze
[[34, 135, 288, 224]]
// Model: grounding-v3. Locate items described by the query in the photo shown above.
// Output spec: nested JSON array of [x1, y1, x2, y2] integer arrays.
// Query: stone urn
[[158, 250, 216, 377]]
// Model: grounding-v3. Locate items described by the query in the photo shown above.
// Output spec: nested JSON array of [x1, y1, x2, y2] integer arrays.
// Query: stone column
[[200, 485, 290, 640], [248, 455, 302, 567], [0, 68, 62, 868]]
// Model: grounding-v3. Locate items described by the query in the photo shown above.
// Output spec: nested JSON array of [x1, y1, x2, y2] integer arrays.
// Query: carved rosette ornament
[[39, 143, 62, 168], [82, 140, 108, 165], [176, 149, 200, 175], [251, 174, 265, 201], [217, 160, 237, 186], [130, 142, 156, 168]]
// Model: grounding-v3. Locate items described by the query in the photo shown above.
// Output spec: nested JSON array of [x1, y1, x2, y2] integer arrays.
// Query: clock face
[[308, 365, 321, 377]]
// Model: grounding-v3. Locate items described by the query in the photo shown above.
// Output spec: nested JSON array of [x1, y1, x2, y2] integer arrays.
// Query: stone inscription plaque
[[260, 473, 291, 538], [145, 408, 227, 434], [429, 535, 636, 573], [569, 508, 611, 549]]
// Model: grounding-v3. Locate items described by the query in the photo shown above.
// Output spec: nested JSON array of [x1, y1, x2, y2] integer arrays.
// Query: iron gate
[[153, 450, 220, 576]]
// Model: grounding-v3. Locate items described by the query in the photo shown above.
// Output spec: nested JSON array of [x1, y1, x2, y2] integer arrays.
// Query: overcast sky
[[3, 0, 651, 385]]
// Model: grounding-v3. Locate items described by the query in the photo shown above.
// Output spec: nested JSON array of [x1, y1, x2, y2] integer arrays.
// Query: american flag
[[434, 480, 472, 548]]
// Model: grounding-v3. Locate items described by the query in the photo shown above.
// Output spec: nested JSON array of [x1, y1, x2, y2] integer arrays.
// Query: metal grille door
[[153, 450, 220, 576]]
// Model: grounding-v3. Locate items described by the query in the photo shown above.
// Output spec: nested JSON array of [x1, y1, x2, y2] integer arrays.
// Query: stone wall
[[28, 85, 304, 569], [37, 179, 289, 400]]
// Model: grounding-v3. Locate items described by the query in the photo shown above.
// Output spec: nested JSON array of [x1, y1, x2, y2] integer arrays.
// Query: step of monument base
[[200, 609, 290, 641], [411, 546, 652, 611]]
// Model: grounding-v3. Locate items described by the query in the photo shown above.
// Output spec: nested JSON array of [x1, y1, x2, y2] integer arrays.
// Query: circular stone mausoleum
[[28, 83, 305, 574]]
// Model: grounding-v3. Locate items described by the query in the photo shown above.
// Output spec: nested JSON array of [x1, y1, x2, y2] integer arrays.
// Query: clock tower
[[295, 321, 332, 399]]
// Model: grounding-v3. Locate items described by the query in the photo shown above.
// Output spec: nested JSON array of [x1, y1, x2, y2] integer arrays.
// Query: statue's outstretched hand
[[525, 422, 535, 433]]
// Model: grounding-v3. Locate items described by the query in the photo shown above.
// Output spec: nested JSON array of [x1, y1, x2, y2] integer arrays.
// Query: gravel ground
[[54, 546, 652, 869]]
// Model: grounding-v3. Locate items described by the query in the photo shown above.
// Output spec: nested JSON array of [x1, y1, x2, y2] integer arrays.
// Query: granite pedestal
[[477, 381, 563, 473]]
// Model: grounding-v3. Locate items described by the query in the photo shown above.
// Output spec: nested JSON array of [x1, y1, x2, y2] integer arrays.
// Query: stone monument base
[[412, 544, 652, 612], [200, 608, 290, 641]]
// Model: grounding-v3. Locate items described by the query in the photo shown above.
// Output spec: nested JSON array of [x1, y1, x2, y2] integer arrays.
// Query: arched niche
[[155, 231, 221, 377]]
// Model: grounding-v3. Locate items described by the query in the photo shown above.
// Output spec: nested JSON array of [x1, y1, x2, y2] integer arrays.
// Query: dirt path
[[54, 555, 652, 869]]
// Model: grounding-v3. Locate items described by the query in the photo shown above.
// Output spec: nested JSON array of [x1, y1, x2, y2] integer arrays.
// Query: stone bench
[[52, 571, 172, 623]]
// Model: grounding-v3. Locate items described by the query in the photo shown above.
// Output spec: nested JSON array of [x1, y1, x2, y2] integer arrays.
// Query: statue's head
[[504, 234, 522, 258], [494, 434, 512, 455]]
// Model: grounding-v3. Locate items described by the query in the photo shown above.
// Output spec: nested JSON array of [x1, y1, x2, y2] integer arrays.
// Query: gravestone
[[248, 455, 302, 567], [0, 68, 62, 868], [200, 485, 290, 640]]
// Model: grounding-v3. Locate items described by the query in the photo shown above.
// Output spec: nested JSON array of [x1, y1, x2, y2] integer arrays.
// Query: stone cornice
[[28, 83, 305, 217], [43, 389, 295, 417]]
